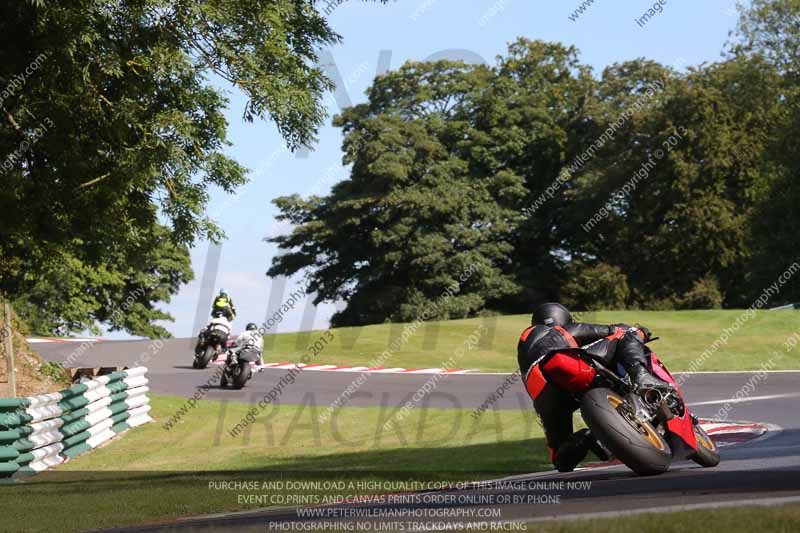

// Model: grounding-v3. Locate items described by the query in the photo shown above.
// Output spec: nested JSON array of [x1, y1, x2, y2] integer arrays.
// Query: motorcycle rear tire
[[197, 346, 215, 369], [580, 388, 672, 476], [232, 362, 251, 389]]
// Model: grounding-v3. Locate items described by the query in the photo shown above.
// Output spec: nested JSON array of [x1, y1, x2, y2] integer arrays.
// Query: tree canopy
[[0, 0, 342, 336], [270, 1, 799, 323]]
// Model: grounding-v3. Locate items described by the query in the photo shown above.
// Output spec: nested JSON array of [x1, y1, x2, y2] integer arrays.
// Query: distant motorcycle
[[219, 345, 260, 389], [532, 335, 720, 475], [193, 328, 228, 369]]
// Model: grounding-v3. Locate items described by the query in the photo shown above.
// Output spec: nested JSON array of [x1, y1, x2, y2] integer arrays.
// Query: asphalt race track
[[32, 339, 800, 530], [32, 337, 800, 415]]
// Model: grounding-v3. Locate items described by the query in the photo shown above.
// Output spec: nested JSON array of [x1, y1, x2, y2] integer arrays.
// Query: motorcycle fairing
[[650, 353, 698, 451]]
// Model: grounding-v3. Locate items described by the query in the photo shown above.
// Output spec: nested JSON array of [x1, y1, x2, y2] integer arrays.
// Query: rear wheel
[[197, 346, 215, 369], [232, 362, 251, 389], [580, 388, 672, 476], [689, 423, 720, 467]]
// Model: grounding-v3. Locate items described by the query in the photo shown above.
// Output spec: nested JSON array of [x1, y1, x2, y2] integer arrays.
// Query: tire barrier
[[0, 367, 152, 480]]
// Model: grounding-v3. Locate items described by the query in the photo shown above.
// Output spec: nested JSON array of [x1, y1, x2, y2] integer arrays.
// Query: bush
[[678, 276, 724, 309], [562, 262, 630, 310], [40, 362, 70, 385]]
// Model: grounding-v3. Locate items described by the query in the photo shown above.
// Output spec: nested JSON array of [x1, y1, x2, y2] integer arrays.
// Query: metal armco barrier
[[0, 367, 152, 480]]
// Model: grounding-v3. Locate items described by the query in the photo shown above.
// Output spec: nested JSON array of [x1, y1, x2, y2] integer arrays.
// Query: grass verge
[[524, 503, 800, 533], [262, 310, 800, 373]]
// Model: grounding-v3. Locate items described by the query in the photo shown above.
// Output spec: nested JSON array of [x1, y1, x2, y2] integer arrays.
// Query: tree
[[270, 29, 794, 321], [11, 226, 192, 338], [269, 40, 601, 325], [564, 57, 781, 308], [732, 0, 800, 304], [481, 39, 595, 311], [269, 60, 524, 326], [731, 0, 800, 77], [0, 0, 342, 336]]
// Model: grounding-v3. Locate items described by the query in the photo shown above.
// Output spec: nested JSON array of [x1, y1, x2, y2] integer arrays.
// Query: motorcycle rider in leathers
[[227, 322, 264, 367], [518, 302, 670, 472], [195, 315, 233, 358], [211, 288, 236, 321]]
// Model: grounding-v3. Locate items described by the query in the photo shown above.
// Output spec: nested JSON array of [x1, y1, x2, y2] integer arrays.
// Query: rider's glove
[[637, 326, 652, 343], [608, 324, 629, 336]]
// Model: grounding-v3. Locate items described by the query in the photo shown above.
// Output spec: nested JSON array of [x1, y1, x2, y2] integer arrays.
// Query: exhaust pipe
[[642, 388, 674, 423], [643, 389, 663, 405]]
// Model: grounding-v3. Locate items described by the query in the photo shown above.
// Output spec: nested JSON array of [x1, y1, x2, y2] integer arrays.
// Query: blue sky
[[126, 0, 743, 340]]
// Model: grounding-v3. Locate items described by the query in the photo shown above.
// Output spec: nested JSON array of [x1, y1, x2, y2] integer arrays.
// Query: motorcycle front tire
[[688, 422, 721, 467]]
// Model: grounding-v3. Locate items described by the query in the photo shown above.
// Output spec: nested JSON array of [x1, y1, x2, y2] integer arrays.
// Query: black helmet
[[532, 303, 572, 327], [246, 322, 257, 331]]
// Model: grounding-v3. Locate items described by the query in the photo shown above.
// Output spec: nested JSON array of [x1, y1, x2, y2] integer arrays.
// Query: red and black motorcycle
[[528, 335, 720, 475]]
